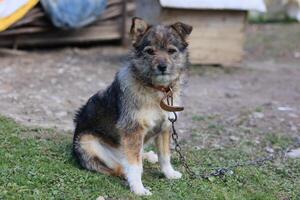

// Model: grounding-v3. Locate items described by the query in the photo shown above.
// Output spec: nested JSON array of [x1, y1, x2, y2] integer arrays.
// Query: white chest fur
[[136, 107, 168, 132]]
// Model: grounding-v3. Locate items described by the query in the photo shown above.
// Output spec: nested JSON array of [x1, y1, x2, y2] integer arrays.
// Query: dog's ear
[[130, 17, 149, 46], [171, 22, 193, 40]]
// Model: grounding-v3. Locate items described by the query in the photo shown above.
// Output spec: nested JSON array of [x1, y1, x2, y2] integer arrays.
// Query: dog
[[72, 17, 192, 196]]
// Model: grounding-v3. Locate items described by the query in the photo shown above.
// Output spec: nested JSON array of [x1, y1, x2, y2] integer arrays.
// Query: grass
[[0, 115, 300, 200]]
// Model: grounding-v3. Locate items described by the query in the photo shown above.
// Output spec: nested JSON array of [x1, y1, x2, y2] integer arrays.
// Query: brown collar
[[147, 81, 184, 112], [150, 84, 172, 93]]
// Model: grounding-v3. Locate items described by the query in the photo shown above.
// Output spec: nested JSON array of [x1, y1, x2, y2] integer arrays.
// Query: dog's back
[[73, 78, 122, 173]]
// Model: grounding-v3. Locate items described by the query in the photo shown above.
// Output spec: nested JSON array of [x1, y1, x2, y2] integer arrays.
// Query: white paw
[[164, 169, 182, 179], [143, 151, 158, 164], [131, 186, 152, 196]]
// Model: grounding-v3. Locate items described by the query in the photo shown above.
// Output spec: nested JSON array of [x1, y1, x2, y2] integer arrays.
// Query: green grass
[[0, 115, 300, 200]]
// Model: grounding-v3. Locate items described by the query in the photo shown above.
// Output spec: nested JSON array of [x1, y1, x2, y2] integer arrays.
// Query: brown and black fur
[[73, 17, 192, 195]]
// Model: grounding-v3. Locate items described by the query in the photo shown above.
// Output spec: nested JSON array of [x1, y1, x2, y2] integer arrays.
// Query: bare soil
[[0, 24, 299, 146]]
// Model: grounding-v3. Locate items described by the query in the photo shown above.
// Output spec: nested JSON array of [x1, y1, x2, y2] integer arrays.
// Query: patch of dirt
[[0, 47, 125, 131], [0, 24, 299, 145]]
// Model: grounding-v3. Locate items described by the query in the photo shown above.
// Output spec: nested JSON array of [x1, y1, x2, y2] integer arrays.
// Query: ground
[[0, 24, 300, 199]]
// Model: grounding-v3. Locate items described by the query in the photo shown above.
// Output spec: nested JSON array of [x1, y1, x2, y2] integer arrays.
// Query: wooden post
[[121, 0, 128, 46]]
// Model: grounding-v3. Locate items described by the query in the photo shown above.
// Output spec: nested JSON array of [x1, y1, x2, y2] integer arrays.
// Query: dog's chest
[[137, 107, 168, 136]]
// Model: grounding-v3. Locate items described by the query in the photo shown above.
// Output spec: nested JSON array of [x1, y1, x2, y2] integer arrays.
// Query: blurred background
[[0, 0, 299, 140], [1, 1, 300, 199]]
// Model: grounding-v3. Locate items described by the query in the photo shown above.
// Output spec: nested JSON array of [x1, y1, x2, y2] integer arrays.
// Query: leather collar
[[146, 79, 184, 112]]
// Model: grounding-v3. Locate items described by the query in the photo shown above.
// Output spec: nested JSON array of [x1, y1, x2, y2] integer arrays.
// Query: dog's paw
[[143, 151, 158, 164], [164, 169, 182, 179], [131, 186, 152, 196]]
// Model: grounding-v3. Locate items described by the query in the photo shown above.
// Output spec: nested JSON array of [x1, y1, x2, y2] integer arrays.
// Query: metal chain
[[169, 111, 202, 178], [168, 111, 300, 180]]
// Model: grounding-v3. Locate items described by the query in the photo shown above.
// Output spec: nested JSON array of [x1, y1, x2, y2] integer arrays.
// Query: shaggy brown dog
[[73, 17, 192, 195]]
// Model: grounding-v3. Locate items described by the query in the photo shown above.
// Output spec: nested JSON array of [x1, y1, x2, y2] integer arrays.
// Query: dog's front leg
[[156, 129, 182, 179], [122, 131, 151, 196]]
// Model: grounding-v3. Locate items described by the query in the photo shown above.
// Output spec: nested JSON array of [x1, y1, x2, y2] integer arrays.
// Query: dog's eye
[[168, 48, 177, 55], [145, 48, 155, 55]]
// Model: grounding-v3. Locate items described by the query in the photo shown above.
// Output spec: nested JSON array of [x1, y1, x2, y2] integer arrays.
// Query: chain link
[[168, 111, 300, 180]]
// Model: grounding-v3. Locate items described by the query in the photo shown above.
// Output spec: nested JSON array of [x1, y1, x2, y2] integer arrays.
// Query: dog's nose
[[157, 64, 167, 72]]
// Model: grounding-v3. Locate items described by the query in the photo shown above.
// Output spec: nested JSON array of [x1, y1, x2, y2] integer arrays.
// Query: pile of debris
[[0, 0, 135, 48]]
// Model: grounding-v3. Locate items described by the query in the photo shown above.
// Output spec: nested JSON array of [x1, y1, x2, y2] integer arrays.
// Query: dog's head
[[130, 17, 192, 86]]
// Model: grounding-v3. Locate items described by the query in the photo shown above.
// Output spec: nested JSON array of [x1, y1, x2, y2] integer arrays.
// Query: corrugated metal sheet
[[160, 0, 266, 12]]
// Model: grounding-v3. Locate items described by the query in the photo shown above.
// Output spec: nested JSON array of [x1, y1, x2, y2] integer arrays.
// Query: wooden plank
[[107, 0, 122, 7], [0, 48, 27, 56], [189, 46, 244, 66], [161, 9, 246, 26], [0, 24, 120, 47], [161, 10, 246, 66], [121, 0, 128, 46], [189, 35, 245, 65], [189, 27, 244, 40], [100, 1, 135, 21], [10, 11, 45, 29], [190, 42, 244, 55], [0, 27, 49, 36], [0, 0, 134, 47], [189, 47, 244, 64]]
